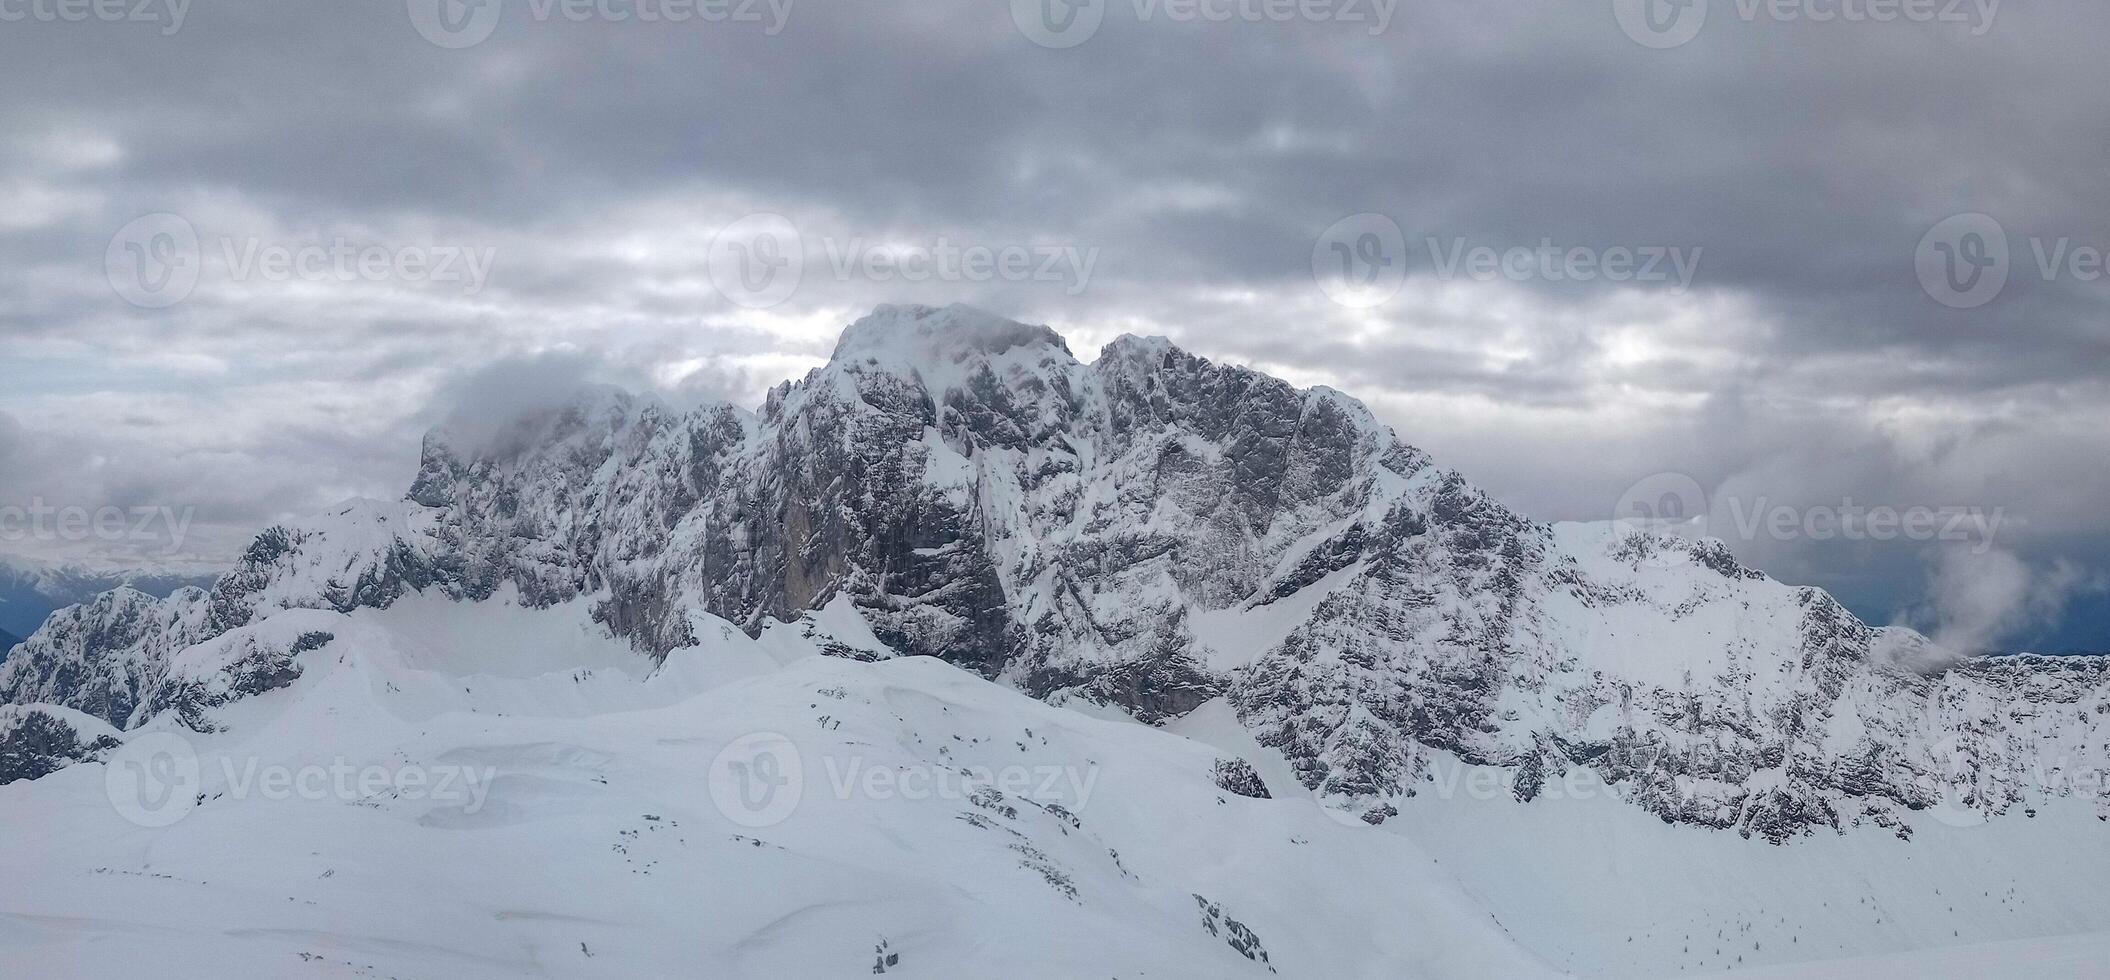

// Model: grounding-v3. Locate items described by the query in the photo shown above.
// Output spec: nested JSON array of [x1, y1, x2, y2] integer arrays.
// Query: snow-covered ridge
[[5, 302, 2107, 843]]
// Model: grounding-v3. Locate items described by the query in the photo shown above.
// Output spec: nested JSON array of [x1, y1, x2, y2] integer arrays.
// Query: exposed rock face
[[1195, 894, 1276, 972], [1212, 758, 1272, 800], [0, 704, 122, 785], [3, 303, 2106, 841], [141, 628, 331, 732], [0, 587, 215, 729]]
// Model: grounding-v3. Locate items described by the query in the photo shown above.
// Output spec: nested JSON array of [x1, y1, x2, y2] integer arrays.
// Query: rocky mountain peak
[[6, 304, 2109, 845]]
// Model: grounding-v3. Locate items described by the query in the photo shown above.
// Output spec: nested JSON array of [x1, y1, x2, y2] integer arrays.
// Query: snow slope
[[1387, 767, 2110, 976], [0, 597, 1556, 979], [1665, 931, 2110, 980]]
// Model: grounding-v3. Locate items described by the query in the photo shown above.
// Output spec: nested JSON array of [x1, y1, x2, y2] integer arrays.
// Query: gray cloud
[[1903, 547, 2110, 657], [1, 0, 2105, 647]]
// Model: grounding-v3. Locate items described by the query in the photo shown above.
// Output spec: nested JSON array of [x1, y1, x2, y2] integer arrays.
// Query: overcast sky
[[1, 0, 2104, 651]]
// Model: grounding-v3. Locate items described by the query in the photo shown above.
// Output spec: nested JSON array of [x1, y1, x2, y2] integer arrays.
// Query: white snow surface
[[0, 597, 1558, 979], [10, 593, 2105, 977], [1664, 931, 2110, 979]]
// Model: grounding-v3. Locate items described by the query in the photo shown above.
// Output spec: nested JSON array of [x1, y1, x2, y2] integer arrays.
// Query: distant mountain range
[[3, 304, 2107, 977], [7, 303, 2105, 840], [0, 555, 222, 640]]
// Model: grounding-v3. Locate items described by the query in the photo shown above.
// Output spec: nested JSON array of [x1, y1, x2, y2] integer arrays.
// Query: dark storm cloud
[[1, 0, 2105, 646]]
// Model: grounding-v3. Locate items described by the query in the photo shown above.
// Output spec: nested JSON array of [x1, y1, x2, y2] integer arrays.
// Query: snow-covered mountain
[[4, 304, 2108, 977], [0, 553, 221, 640], [11, 303, 2104, 837]]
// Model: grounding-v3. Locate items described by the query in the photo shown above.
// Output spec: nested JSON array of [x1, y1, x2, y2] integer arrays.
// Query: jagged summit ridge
[[4, 304, 2108, 843]]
